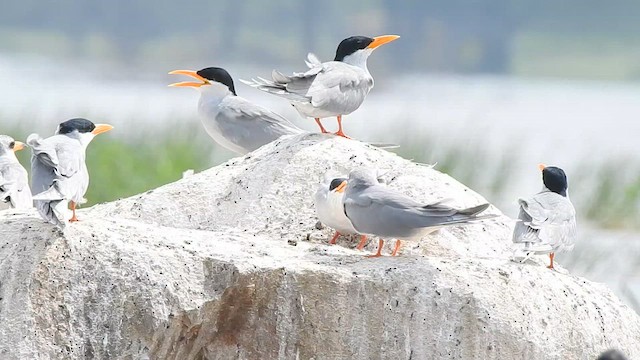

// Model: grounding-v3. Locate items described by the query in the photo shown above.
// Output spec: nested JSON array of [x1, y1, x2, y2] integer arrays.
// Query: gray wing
[[512, 192, 577, 251], [29, 134, 86, 227], [305, 53, 322, 68], [243, 62, 372, 111], [29, 134, 82, 180], [0, 161, 32, 209], [345, 184, 491, 238], [215, 97, 304, 152]]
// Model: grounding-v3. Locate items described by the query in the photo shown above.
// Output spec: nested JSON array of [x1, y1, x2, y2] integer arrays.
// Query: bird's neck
[[198, 84, 232, 106], [0, 151, 19, 163], [342, 50, 372, 73]]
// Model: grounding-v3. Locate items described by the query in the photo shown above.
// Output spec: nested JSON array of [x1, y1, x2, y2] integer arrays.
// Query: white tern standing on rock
[[29, 118, 113, 228]]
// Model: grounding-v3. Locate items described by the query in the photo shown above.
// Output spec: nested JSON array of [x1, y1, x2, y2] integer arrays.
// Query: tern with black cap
[[314, 173, 368, 249], [0, 135, 32, 210], [343, 168, 496, 257], [28, 118, 113, 228], [169, 67, 304, 155], [242, 35, 400, 138], [512, 164, 576, 269]]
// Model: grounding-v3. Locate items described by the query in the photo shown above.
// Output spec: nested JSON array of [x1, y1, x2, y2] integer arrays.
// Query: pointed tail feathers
[[32, 185, 65, 201], [429, 204, 498, 229], [305, 53, 322, 68], [458, 203, 491, 216], [35, 199, 67, 229]]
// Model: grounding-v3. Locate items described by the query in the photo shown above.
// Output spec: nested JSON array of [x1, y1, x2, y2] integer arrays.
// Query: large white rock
[[0, 134, 638, 359]]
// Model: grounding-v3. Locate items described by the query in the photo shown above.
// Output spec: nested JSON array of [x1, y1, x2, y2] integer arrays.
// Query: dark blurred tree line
[[0, 0, 638, 73]]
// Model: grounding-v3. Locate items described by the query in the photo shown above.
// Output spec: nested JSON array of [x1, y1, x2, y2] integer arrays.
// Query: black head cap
[[58, 118, 96, 135], [334, 36, 374, 62], [596, 349, 628, 360], [542, 166, 568, 197], [329, 178, 347, 191], [196, 67, 236, 95]]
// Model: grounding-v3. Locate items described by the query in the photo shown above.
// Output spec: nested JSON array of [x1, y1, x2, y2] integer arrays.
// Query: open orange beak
[[334, 180, 347, 193], [538, 163, 546, 171], [12, 141, 25, 152], [367, 35, 400, 49], [168, 70, 210, 88], [92, 124, 114, 135]]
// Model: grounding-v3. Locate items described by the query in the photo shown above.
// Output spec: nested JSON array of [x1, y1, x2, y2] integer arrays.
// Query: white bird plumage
[[169, 67, 304, 155], [314, 174, 359, 236], [0, 135, 32, 210], [29, 119, 112, 228], [241, 35, 400, 137], [512, 165, 576, 269]]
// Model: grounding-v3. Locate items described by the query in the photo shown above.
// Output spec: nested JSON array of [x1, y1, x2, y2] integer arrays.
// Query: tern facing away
[[169, 67, 304, 155], [28, 118, 113, 228], [242, 35, 400, 138], [0, 135, 32, 210], [512, 164, 576, 269], [343, 169, 496, 257]]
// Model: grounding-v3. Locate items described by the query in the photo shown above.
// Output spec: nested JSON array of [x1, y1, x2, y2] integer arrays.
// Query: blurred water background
[[1, 0, 639, 311]]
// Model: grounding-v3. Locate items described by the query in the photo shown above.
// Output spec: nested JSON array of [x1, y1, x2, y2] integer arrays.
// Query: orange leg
[[69, 201, 79, 222], [547, 252, 555, 269], [329, 231, 341, 245], [366, 239, 384, 258], [356, 235, 368, 251], [333, 115, 351, 139], [391, 240, 402, 256], [314, 118, 329, 133]]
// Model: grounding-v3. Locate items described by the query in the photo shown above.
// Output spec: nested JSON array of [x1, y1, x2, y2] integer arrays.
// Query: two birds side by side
[[315, 165, 576, 266], [168, 35, 400, 154], [1, 119, 113, 227]]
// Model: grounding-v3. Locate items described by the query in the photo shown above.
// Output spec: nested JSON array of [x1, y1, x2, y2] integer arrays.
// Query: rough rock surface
[[0, 134, 638, 360]]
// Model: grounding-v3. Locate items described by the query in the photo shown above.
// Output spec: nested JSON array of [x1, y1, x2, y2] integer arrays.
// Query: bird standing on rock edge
[[342, 168, 496, 257], [0, 135, 32, 209], [28, 118, 113, 228], [512, 164, 576, 269], [169, 67, 304, 155], [242, 35, 400, 138]]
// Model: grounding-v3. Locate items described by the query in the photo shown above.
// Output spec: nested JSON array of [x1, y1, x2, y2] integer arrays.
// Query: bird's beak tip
[[92, 124, 114, 135], [13, 141, 25, 152], [335, 180, 348, 193], [368, 35, 401, 49], [538, 163, 546, 171], [168, 69, 208, 88]]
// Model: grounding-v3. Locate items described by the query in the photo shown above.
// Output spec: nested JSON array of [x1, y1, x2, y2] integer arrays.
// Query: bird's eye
[[8, 141, 15, 149]]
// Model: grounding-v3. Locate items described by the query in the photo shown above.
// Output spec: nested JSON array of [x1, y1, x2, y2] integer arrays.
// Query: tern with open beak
[[343, 168, 496, 257], [513, 164, 576, 269], [169, 67, 304, 154], [28, 118, 113, 228], [0, 135, 32, 210], [242, 35, 400, 138]]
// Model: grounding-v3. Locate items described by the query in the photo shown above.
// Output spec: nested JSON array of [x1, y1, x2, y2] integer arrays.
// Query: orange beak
[[334, 180, 347, 193], [12, 141, 25, 152], [367, 35, 400, 49], [92, 124, 114, 135], [538, 163, 546, 171], [168, 70, 209, 88]]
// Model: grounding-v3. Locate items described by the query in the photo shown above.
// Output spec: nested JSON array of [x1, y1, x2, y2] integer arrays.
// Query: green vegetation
[[4, 121, 639, 229], [392, 134, 640, 230], [8, 123, 218, 206]]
